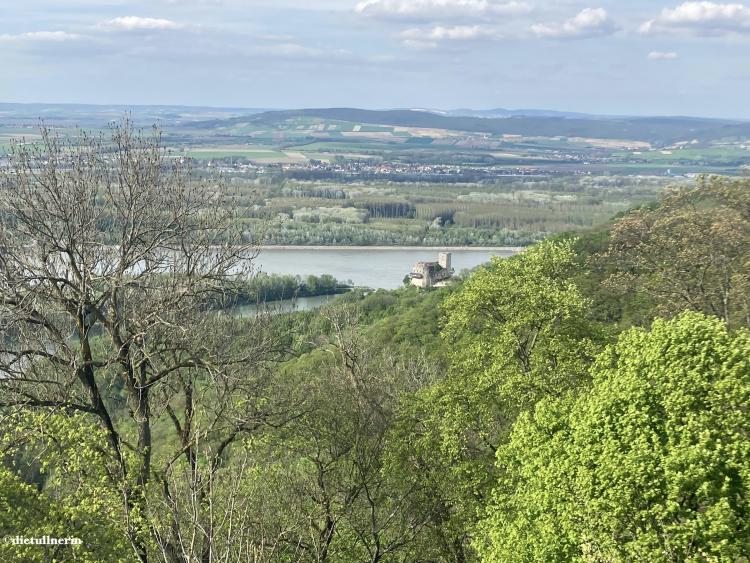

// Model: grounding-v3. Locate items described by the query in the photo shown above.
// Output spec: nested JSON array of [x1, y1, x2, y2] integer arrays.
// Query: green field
[[616, 146, 750, 163], [183, 149, 289, 160]]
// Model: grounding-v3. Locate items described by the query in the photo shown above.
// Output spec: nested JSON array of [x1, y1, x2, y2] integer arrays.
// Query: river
[[235, 295, 338, 317], [252, 247, 520, 290]]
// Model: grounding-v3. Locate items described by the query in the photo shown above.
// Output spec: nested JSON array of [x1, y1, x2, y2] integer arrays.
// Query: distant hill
[[199, 108, 750, 146], [444, 108, 600, 119], [3, 104, 750, 146], [0, 103, 268, 127]]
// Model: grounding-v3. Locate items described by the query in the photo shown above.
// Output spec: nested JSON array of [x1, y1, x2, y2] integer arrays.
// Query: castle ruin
[[408, 252, 454, 288]]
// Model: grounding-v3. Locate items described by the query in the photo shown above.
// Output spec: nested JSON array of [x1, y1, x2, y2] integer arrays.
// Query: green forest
[[232, 175, 666, 248], [1, 126, 749, 562]]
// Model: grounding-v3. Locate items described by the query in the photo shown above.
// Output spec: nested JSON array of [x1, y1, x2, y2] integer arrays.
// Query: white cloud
[[402, 38, 439, 49], [531, 8, 617, 39], [401, 25, 491, 41], [647, 50, 680, 59], [252, 43, 353, 60], [355, 0, 532, 22], [641, 2, 750, 35], [0, 31, 82, 42], [98, 16, 185, 32]]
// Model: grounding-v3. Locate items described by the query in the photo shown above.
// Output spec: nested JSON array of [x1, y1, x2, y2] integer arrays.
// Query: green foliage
[[442, 238, 601, 412], [232, 272, 346, 305], [479, 313, 750, 561], [226, 311, 436, 562], [360, 287, 456, 360], [3, 169, 749, 560], [0, 411, 134, 562], [256, 217, 541, 247], [384, 240, 604, 560], [245, 174, 662, 247], [555, 225, 658, 328], [474, 396, 579, 562]]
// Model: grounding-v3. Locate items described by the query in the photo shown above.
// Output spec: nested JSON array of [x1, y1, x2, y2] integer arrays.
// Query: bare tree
[[242, 307, 434, 562], [0, 121, 285, 562], [601, 176, 750, 328]]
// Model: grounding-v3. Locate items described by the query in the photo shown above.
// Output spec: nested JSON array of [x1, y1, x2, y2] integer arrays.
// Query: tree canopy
[[603, 176, 750, 328], [479, 312, 750, 561], [382, 239, 605, 560]]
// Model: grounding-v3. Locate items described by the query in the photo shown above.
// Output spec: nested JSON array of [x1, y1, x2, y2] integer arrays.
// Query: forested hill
[[4, 104, 750, 146], [199, 107, 750, 145]]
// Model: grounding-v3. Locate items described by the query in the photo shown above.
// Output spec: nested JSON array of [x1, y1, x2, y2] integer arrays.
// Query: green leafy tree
[[386, 240, 604, 561], [441, 238, 601, 413], [479, 312, 750, 561], [0, 411, 134, 562]]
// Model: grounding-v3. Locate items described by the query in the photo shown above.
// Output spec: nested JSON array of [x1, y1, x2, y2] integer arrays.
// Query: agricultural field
[[160, 111, 750, 176], [616, 145, 750, 163], [183, 146, 304, 162], [0, 128, 43, 151], [5, 105, 750, 175], [2, 104, 748, 246]]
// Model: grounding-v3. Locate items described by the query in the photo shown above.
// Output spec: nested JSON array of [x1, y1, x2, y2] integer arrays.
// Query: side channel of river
[[234, 246, 520, 315]]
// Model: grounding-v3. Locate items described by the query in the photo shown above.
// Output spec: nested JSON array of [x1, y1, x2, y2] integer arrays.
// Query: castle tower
[[438, 252, 451, 270]]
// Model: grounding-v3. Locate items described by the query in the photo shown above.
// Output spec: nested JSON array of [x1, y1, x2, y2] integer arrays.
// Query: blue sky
[[2, 0, 749, 118]]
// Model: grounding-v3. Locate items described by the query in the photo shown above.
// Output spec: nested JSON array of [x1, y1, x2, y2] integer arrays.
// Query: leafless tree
[[601, 176, 750, 328], [243, 307, 435, 562], [0, 121, 287, 562]]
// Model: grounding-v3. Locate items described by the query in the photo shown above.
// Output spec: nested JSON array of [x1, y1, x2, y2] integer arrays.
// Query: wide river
[[252, 246, 521, 290]]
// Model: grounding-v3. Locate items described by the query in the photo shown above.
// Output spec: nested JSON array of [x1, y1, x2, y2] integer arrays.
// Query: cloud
[[0, 30, 105, 58], [252, 43, 353, 60], [0, 31, 82, 42], [355, 0, 532, 22], [402, 38, 439, 49], [531, 8, 617, 39], [98, 16, 185, 32], [641, 2, 750, 35], [401, 24, 492, 41], [647, 50, 680, 59]]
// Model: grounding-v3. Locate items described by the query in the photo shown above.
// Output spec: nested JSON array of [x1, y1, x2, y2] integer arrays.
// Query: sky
[[2, 0, 749, 118]]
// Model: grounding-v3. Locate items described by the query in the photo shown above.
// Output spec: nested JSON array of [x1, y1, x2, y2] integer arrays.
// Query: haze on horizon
[[2, 0, 748, 120]]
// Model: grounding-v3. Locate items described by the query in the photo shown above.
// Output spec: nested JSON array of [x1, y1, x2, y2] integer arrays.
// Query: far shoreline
[[258, 245, 525, 252]]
